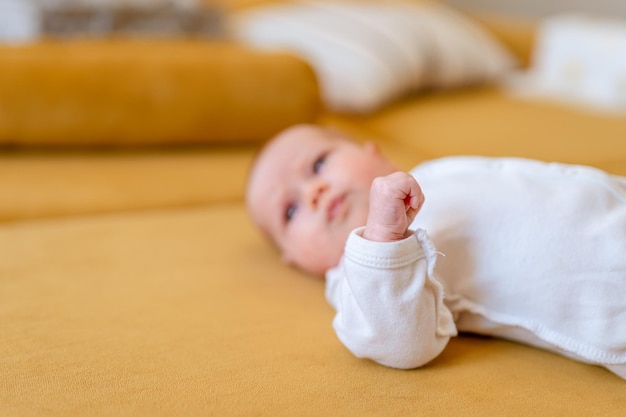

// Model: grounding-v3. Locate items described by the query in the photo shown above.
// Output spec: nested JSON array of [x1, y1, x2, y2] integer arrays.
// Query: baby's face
[[247, 125, 397, 276]]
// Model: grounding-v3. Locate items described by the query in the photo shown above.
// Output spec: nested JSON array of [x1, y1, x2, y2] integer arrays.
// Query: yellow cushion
[[0, 39, 320, 146], [321, 86, 626, 175], [0, 146, 255, 221], [471, 13, 537, 67], [2, 205, 625, 415]]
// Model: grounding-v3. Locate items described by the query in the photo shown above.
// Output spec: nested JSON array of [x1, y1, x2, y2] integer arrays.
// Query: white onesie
[[325, 157, 626, 379]]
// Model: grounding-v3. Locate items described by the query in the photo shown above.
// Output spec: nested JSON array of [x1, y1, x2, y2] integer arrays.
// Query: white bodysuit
[[325, 157, 626, 379]]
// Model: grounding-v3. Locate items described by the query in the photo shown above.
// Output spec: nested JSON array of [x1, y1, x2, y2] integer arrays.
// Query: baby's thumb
[[405, 194, 424, 224]]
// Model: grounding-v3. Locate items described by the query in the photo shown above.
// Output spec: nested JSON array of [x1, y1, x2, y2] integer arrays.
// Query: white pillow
[[231, 0, 517, 113]]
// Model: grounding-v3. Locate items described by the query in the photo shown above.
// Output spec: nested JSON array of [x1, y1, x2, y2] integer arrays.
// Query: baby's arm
[[325, 172, 457, 369]]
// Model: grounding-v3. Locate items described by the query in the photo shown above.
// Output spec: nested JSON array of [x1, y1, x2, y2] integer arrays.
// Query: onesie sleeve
[[325, 227, 457, 369]]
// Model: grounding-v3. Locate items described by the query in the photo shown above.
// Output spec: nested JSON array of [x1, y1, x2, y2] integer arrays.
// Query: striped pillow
[[232, 0, 517, 113]]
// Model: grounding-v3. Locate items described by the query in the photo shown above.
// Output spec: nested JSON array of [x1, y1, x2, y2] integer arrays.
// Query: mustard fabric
[[0, 40, 320, 146], [321, 86, 626, 175], [0, 146, 255, 222], [470, 14, 537, 67], [2, 206, 625, 416], [2, 11, 626, 417]]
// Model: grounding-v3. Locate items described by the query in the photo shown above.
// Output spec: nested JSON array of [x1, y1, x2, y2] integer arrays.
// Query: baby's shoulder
[[411, 156, 615, 184]]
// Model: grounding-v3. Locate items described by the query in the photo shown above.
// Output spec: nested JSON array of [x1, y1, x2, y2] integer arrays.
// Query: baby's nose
[[305, 179, 329, 210]]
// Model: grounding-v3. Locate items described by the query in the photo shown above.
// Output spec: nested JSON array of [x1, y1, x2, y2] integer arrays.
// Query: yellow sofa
[[2, 1, 625, 415]]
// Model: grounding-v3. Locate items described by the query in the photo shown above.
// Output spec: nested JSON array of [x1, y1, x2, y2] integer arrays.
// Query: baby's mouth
[[326, 194, 346, 222]]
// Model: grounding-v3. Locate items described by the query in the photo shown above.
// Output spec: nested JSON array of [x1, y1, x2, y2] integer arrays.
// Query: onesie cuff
[[345, 226, 435, 269]]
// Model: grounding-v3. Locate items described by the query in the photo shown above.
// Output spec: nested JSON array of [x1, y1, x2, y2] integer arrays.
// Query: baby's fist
[[363, 172, 425, 242]]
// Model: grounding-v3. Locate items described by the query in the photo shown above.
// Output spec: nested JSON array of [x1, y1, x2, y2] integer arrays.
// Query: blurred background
[[1, 0, 625, 44], [446, 0, 625, 19]]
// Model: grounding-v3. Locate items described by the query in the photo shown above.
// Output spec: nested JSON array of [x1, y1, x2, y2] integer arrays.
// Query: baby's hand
[[363, 172, 425, 242]]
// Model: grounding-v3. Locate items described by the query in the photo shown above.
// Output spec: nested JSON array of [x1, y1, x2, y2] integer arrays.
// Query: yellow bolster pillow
[[0, 39, 321, 146]]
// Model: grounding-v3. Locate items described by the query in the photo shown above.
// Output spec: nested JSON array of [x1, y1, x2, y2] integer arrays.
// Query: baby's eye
[[285, 203, 298, 223], [313, 153, 327, 174]]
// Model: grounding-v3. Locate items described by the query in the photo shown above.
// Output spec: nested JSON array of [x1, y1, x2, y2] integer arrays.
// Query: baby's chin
[[294, 249, 342, 277], [296, 215, 368, 276]]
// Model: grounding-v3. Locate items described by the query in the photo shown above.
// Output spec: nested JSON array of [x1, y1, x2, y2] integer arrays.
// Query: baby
[[246, 124, 626, 379]]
